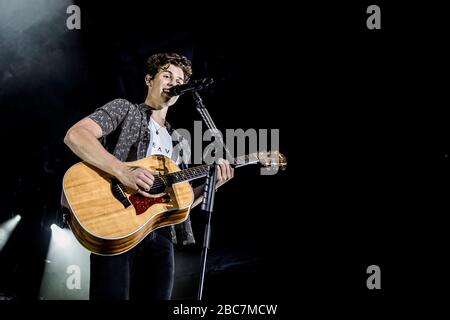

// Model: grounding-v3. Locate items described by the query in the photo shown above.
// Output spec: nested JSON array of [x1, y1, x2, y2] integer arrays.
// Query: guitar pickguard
[[129, 193, 171, 215]]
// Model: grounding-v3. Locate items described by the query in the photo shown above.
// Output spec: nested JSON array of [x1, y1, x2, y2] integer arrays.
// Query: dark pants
[[89, 227, 174, 300]]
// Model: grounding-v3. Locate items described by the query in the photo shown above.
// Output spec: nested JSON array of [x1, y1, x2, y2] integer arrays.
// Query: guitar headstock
[[257, 151, 287, 170]]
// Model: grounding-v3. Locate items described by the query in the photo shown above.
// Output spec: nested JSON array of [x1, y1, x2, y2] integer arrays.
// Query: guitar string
[[136, 167, 205, 191], [137, 156, 265, 191], [150, 167, 209, 189]]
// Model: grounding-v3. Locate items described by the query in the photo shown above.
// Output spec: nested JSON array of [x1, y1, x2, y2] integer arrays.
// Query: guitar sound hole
[[149, 185, 166, 194], [149, 177, 166, 194]]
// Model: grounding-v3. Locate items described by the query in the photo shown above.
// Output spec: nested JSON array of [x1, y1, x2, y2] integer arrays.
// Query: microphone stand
[[192, 91, 233, 300]]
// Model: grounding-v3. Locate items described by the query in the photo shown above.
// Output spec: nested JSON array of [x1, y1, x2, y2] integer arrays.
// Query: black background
[[0, 0, 448, 316]]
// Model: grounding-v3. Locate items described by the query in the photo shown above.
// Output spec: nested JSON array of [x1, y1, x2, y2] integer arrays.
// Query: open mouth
[[162, 89, 173, 97]]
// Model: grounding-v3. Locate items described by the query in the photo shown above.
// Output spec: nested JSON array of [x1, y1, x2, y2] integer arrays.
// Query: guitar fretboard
[[155, 153, 260, 187], [165, 165, 210, 184]]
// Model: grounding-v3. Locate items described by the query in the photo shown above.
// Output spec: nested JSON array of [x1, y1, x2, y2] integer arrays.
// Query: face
[[146, 64, 185, 107]]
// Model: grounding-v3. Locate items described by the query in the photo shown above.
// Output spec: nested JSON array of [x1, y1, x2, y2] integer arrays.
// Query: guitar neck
[[160, 153, 260, 185]]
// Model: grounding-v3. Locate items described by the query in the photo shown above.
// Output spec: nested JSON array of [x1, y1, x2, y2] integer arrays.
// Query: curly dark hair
[[145, 52, 192, 82]]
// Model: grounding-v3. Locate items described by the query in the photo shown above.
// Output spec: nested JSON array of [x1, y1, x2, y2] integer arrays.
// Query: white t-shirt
[[146, 117, 173, 158]]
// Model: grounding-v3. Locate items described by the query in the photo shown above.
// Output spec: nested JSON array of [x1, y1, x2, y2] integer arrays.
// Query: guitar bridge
[[111, 179, 131, 208]]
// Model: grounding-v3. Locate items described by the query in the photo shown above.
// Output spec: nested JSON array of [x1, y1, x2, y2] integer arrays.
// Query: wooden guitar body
[[62, 155, 193, 255]]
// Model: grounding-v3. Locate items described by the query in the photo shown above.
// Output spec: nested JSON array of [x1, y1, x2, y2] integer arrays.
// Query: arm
[[64, 117, 155, 196], [64, 118, 126, 177]]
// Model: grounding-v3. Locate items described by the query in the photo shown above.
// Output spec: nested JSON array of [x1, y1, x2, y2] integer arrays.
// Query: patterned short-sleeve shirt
[[88, 98, 195, 246]]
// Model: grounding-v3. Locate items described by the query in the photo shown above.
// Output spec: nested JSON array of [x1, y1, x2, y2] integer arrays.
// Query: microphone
[[167, 78, 213, 97]]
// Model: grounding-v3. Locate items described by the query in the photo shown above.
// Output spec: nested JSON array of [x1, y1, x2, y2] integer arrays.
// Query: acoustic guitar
[[62, 151, 287, 255]]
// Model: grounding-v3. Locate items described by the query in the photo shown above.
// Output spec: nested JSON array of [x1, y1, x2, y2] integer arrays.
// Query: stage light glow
[[0, 214, 22, 251], [40, 217, 90, 299], [50, 224, 72, 248]]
